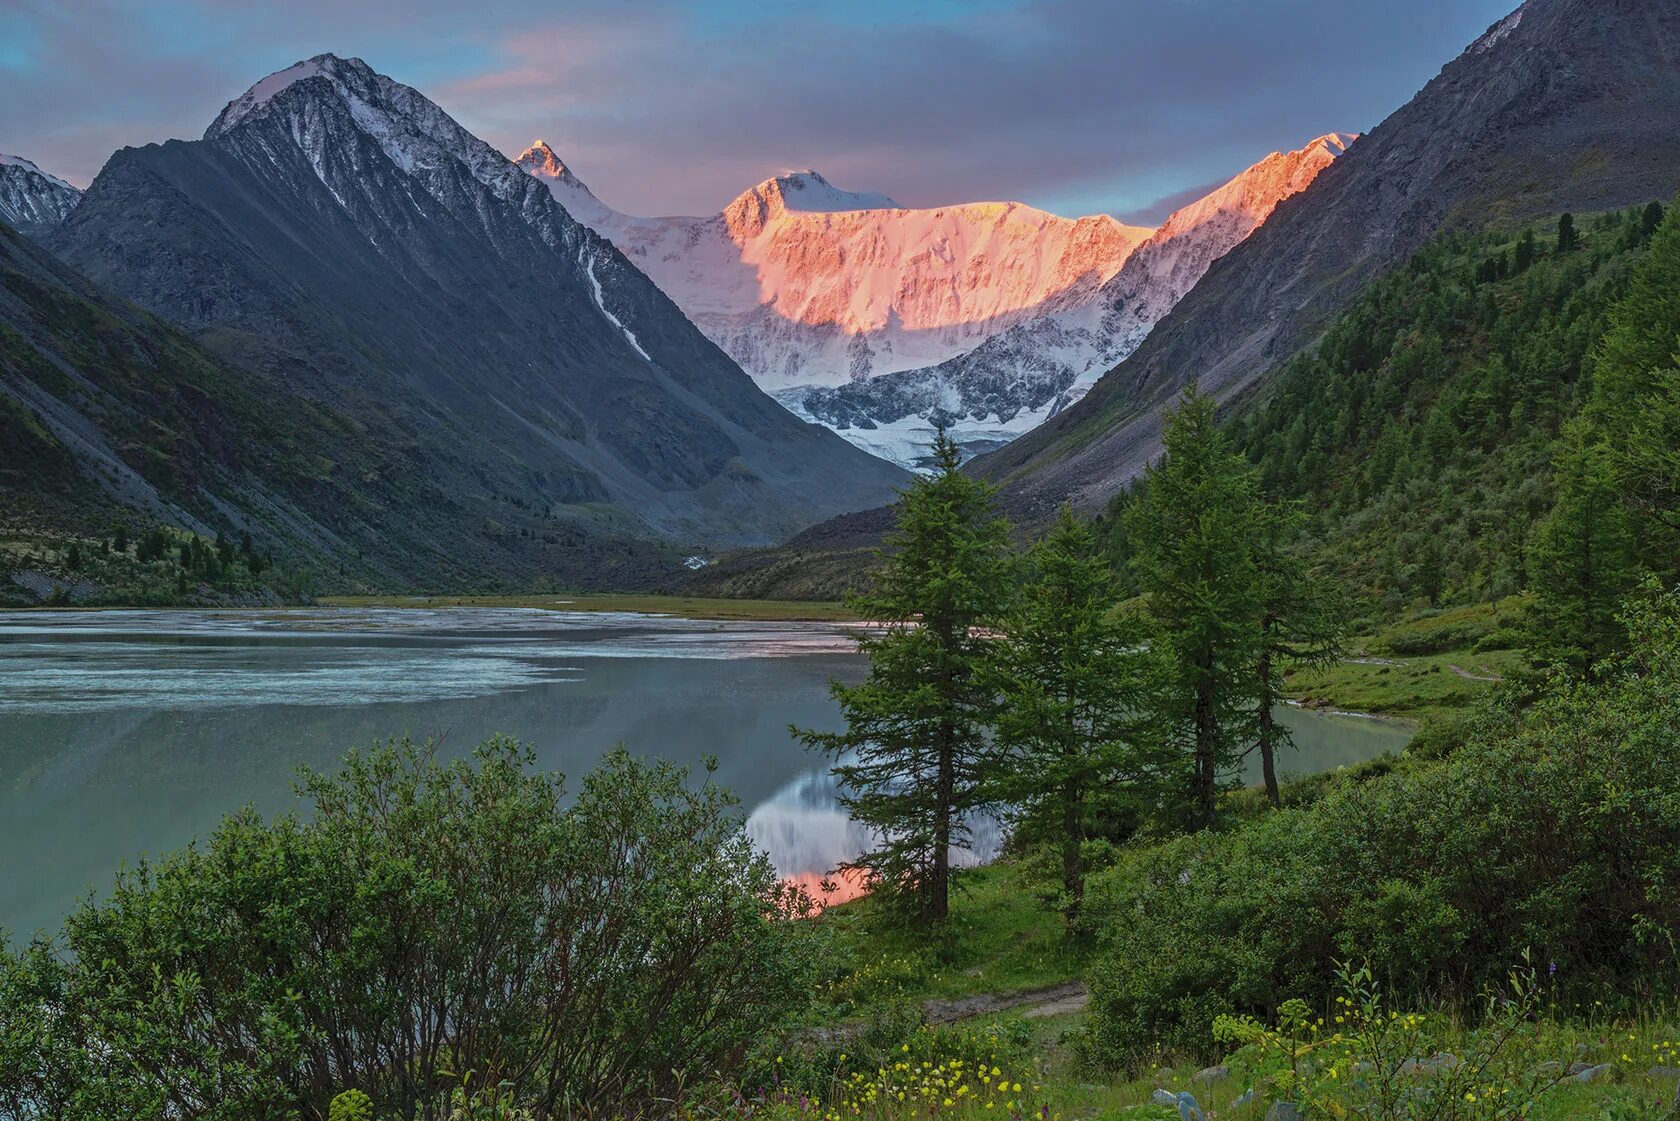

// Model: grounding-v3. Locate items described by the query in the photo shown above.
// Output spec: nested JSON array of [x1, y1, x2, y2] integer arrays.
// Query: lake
[[0, 607, 1413, 937]]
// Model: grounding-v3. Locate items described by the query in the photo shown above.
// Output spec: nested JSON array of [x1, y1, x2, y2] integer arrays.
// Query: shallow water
[[0, 608, 1411, 936]]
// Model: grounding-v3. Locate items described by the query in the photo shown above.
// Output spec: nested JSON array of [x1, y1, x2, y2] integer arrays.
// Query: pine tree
[[987, 506, 1170, 930], [1128, 387, 1264, 830], [1526, 423, 1636, 675], [795, 430, 1014, 923], [1251, 501, 1343, 805], [1514, 228, 1537, 273]]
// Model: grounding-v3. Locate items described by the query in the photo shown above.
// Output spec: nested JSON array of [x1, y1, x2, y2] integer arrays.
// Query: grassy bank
[[319, 592, 859, 622], [1280, 599, 1527, 724]]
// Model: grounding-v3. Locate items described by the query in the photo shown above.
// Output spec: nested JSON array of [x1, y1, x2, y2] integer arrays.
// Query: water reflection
[[0, 609, 1411, 935]]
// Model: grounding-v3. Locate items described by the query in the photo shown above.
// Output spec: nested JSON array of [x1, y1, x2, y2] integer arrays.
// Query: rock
[[1566, 1061, 1594, 1075], [1530, 1061, 1563, 1078], [1266, 1104, 1301, 1121], [1152, 1089, 1178, 1106], [1174, 1092, 1206, 1121], [1191, 1064, 1229, 1085], [1402, 1052, 1461, 1075], [1234, 1087, 1255, 1107], [1573, 1063, 1612, 1083], [1646, 1065, 1680, 1081]]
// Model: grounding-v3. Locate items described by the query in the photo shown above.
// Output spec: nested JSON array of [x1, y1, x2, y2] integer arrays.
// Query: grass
[[320, 591, 858, 622], [813, 861, 1089, 1018], [1281, 599, 1529, 724]]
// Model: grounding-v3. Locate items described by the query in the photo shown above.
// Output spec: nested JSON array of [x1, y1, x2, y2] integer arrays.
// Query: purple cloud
[[1, 0, 1518, 220]]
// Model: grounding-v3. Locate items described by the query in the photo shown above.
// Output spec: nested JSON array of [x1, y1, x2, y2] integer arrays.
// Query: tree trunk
[[1062, 775, 1084, 931], [1194, 677, 1217, 830], [931, 719, 954, 924], [1259, 649, 1280, 806]]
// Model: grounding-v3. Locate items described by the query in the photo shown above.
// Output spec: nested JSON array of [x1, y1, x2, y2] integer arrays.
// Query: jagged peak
[[0, 153, 80, 194], [200, 53, 547, 218], [516, 140, 590, 192], [1152, 131, 1355, 242], [205, 54, 372, 139]]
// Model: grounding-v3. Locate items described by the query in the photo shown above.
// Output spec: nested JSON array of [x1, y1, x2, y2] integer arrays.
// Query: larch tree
[[1128, 386, 1264, 830], [1251, 499, 1343, 805], [987, 506, 1172, 931], [795, 429, 1014, 924]]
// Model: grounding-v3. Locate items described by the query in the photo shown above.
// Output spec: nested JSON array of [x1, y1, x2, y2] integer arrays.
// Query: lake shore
[[318, 592, 862, 622]]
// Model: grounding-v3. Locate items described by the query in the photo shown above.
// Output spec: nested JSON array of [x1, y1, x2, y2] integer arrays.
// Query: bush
[[0, 739, 820, 1119], [1080, 590, 1680, 1067]]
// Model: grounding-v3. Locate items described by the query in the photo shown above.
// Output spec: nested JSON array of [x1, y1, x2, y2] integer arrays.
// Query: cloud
[[1, 0, 1519, 216]]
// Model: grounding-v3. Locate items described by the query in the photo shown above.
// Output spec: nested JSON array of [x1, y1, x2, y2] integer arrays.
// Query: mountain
[[517, 142, 1155, 397], [45, 55, 905, 572], [776, 135, 1352, 467], [972, 0, 1680, 516], [0, 155, 81, 240]]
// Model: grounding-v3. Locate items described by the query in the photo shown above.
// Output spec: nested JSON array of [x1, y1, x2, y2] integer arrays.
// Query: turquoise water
[[0, 608, 1412, 936]]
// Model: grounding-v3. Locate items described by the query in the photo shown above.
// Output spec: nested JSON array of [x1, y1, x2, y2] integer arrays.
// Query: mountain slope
[[46, 55, 904, 562], [778, 135, 1351, 467], [973, 0, 1680, 517], [518, 143, 1155, 392], [0, 155, 81, 240]]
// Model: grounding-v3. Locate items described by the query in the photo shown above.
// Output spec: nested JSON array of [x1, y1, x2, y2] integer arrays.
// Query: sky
[[1, 0, 1518, 224]]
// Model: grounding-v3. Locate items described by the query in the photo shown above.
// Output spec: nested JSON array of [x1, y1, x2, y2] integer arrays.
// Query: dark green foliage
[[797, 430, 1015, 924], [0, 740, 816, 1119], [1556, 213, 1577, 255], [1127, 388, 1265, 829], [1252, 501, 1343, 804], [986, 506, 1171, 930], [1082, 587, 1680, 1067], [1524, 424, 1636, 674], [1211, 208, 1658, 615], [1583, 194, 1680, 582]]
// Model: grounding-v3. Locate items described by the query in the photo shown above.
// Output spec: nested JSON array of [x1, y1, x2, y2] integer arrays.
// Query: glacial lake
[[0, 607, 1413, 938]]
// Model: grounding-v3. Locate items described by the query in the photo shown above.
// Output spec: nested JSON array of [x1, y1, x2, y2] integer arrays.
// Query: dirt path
[[924, 982, 1089, 1024], [1448, 663, 1504, 682]]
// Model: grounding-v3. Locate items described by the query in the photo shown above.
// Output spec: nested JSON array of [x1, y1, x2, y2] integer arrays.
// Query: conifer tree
[[1588, 195, 1680, 581], [1128, 387, 1264, 830], [796, 430, 1014, 923], [1556, 213, 1577, 255], [1251, 501, 1343, 805], [1526, 423, 1636, 675], [987, 506, 1171, 930]]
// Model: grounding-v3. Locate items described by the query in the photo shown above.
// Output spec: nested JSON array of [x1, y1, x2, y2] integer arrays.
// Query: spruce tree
[[987, 506, 1170, 930], [1128, 387, 1263, 830], [1251, 501, 1343, 805], [1526, 423, 1636, 675], [795, 430, 1013, 923], [1556, 213, 1577, 255]]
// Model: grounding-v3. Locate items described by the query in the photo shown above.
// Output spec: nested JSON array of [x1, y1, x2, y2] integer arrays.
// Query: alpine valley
[[3, 55, 907, 598], [519, 135, 1351, 468]]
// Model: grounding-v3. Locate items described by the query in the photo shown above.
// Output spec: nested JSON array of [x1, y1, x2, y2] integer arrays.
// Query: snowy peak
[[517, 139, 619, 226], [0, 153, 78, 194], [721, 170, 900, 239], [202, 53, 535, 212], [746, 170, 900, 214], [205, 54, 354, 139], [1152, 132, 1354, 243], [517, 140, 585, 190], [0, 153, 82, 239]]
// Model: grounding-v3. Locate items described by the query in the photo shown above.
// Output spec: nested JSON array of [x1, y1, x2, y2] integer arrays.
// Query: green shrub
[[1081, 590, 1680, 1067], [1, 740, 819, 1119]]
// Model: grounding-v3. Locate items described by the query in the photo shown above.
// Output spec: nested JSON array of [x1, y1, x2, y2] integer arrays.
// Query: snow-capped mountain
[[0, 154, 81, 239], [777, 134, 1355, 467], [50, 54, 904, 560], [518, 141, 1155, 390]]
